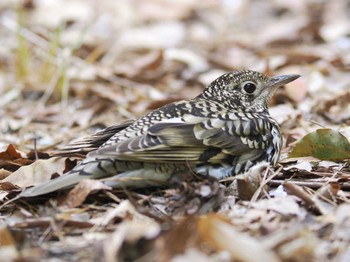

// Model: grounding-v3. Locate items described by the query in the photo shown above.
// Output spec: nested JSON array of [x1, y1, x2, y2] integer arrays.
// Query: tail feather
[[19, 171, 87, 197], [17, 158, 173, 198], [19, 157, 127, 198]]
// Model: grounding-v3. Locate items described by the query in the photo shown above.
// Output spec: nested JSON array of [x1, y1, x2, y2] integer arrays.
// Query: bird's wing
[[54, 120, 135, 156], [90, 114, 268, 164]]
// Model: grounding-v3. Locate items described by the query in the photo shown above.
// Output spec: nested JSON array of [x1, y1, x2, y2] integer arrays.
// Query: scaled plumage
[[21, 70, 300, 197]]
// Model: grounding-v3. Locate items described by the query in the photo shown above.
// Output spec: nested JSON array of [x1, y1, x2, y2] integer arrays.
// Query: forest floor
[[0, 1, 350, 261]]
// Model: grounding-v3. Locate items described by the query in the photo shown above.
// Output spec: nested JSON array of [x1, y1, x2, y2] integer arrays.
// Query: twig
[[269, 179, 350, 190]]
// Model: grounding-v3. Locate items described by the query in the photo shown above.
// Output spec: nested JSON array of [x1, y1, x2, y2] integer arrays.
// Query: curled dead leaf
[[235, 161, 270, 201], [59, 179, 111, 208]]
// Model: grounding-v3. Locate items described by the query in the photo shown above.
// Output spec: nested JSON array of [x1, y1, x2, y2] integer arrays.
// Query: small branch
[[269, 179, 350, 190]]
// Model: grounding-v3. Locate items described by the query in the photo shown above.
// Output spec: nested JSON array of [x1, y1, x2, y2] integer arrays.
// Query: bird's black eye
[[243, 83, 256, 94]]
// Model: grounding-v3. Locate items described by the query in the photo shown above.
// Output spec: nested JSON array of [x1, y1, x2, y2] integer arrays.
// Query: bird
[[20, 70, 300, 198]]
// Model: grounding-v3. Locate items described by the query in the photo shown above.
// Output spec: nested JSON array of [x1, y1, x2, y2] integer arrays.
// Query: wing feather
[[54, 120, 134, 156], [91, 116, 266, 164]]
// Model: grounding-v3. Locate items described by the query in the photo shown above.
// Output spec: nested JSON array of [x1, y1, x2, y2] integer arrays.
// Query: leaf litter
[[1, 0, 350, 261]]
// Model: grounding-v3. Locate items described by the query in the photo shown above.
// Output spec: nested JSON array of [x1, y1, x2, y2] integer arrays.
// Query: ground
[[0, 0, 350, 261]]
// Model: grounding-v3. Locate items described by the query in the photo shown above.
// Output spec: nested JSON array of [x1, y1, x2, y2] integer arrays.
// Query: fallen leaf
[[155, 216, 202, 261], [0, 144, 22, 160], [59, 179, 111, 208], [250, 196, 301, 216], [26, 150, 50, 160], [115, 50, 164, 77], [0, 225, 18, 261], [100, 201, 160, 260], [0, 226, 16, 246], [316, 183, 340, 202], [197, 214, 280, 262], [314, 91, 350, 124], [0, 169, 11, 180], [289, 129, 350, 160], [0, 144, 33, 172], [2, 157, 67, 188], [235, 161, 270, 200], [283, 160, 313, 173], [0, 181, 19, 191]]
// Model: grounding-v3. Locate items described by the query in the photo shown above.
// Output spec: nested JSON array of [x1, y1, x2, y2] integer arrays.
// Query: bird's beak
[[269, 74, 300, 89]]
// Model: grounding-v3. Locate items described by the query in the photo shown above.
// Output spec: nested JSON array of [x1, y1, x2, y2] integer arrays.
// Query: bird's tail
[[19, 171, 86, 198], [19, 157, 116, 198], [0, 170, 90, 209]]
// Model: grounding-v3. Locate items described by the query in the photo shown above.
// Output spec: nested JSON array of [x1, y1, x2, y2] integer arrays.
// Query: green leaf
[[289, 128, 350, 160]]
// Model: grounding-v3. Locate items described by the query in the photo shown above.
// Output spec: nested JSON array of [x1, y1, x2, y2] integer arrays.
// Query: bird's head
[[201, 70, 300, 112]]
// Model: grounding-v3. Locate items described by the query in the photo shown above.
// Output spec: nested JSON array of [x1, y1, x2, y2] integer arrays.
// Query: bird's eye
[[243, 83, 256, 94]]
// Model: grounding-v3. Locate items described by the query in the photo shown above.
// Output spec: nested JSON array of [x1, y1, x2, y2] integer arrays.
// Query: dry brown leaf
[[0, 225, 18, 261], [314, 91, 350, 124], [283, 160, 313, 173], [235, 161, 270, 200], [0, 226, 16, 246], [90, 200, 158, 227], [0, 181, 19, 191], [0, 144, 33, 172], [0, 169, 11, 180], [164, 48, 209, 74], [155, 216, 202, 261], [316, 183, 340, 202], [1, 0, 350, 260], [101, 200, 160, 261], [197, 214, 280, 262], [0, 144, 22, 160], [2, 157, 67, 188], [105, 219, 160, 262], [59, 179, 111, 208], [163, 178, 225, 216], [115, 50, 164, 77]]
